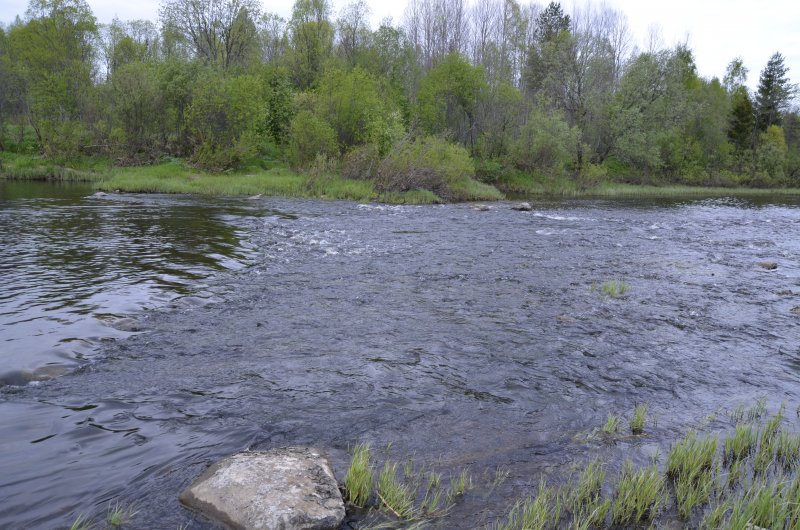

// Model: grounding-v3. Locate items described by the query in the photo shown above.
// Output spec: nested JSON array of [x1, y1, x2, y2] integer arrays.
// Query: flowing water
[[2, 182, 800, 528]]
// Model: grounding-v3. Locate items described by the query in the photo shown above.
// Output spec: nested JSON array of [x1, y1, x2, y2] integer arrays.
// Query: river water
[[2, 182, 800, 528]]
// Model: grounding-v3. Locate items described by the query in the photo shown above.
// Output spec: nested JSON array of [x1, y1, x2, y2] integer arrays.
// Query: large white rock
[[180, 448, 345, 530]]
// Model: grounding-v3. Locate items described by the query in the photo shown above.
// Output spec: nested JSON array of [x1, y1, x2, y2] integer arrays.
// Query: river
[[1, 182, 800, 528]]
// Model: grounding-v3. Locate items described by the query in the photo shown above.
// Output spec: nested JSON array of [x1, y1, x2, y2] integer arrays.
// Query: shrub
[[510, 107, 580, 174], [287, 111, 338, 170], [375, 136, 476, 200], [342, 144, 380, 180]]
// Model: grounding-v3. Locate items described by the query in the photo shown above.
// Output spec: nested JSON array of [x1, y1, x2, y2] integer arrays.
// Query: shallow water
[[2, 185, 800, 528]]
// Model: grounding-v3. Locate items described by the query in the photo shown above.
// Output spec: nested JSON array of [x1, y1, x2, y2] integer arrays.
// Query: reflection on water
[[2, 188, 800, 528], [0, 181, 256, 384]]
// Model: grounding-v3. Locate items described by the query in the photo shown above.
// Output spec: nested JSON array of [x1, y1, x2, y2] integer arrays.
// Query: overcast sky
[[3, 0, 799, 91]]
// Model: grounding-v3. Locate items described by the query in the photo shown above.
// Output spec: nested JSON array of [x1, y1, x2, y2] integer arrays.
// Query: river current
[[1, 182, 800, 528]]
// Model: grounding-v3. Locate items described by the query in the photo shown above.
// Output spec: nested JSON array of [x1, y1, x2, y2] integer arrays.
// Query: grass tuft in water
[[723, 423, 757, 464], [445, 469, 472, 504], [377, 462, 414, 519], [569, 460, 610, 528], [106, 500, 138, 527], [69, 514, 93, 530], [611, 461, 666, 525], [666, 431, 718, 518], [629, 403, 648, 435], [495, 479, 561, 530], [601, 413, 621, 435], [345, 443, 373, 507], [600, 280, 629, 298]]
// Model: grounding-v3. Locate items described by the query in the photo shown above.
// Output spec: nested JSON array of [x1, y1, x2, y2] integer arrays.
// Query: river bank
[[4, 152, 800, 203]]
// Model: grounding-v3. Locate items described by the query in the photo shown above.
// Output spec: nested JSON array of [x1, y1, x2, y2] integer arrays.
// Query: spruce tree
[[755, 52, 794, 131], [729, 86, 755, 151]]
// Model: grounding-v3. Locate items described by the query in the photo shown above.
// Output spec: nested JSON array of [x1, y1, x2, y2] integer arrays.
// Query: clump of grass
[[602, 413, 621, 435], [629, 403, 648, 435], [69, 514, 93, 530], [446, 469, 472, 504], [748, 396, 768, 421], [727, 481, 788, 529], [420, 471, 443, 514], [666, 432, 718, 518], [106, 500, 138, 527], [611, 461, 666, 525], [729, 403, 745, 424], [569, 460, 610, 528], [377, 462, 414, 519], [754, 412, 783, 474], [776, 431, 800, 468], [345, 443, 373, 507], [495, 479, 561, 530], [600, 280, 629, 298], [723, 423, 756, 464]]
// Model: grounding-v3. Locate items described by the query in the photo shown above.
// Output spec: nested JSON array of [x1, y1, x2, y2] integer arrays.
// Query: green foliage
[[287, 110, 338, 169], [755, 52, 795, 131], [377, 462, 414, 519], [288, 0, 334, 89], [495, 479, 561, 530], [629, 403, 647, 434], [376, 136, 501, 201], [611, 461, 665, 525], [600, 280, 629, 298], [416, 53, 488, 149], [344, 443, 373, 507], [110, 61, 162, 160], [666, 432, 718, 518], [753, 125, 788, 184], [510, 107, 579, 174], [316, 66, 402, 150], [186, 72, 264, 169], [602, 413, 621, 434]]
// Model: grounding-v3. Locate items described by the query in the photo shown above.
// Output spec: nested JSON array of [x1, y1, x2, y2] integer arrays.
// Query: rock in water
[[758, 261, 778, 270], [180, 448, 345, 530], [511, 202, 532, 211]]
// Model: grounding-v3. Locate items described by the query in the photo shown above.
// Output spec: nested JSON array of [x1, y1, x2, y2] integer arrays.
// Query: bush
[[375, 136, 501, 201], [287, 111, 338, 170], [342, 144, 380, 180], [186, 73, 263, 170], [510, 108, 579, 174]]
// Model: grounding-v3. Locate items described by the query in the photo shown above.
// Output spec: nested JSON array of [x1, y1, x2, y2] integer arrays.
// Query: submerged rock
[[511, 202, 532, 211], [791, 306, 800, 315], [179, 447, 344, 530], [758, 261, 778, 270], [472, 204, 491, 211]]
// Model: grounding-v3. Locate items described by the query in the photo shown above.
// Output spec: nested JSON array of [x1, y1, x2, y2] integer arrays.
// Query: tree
[[535, 1, 569, 43], [159, 0, 261, 70], [336, 0, 371, 66], [9, 0, 97, 156], [416, 52, 487, 150], [723, 57, 747, 93], [288, 0, 334, 89], [729, 86, 755, 153], [755, 52, 795, 131]]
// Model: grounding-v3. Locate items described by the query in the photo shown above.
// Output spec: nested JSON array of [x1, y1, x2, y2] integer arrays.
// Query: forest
[[1, 0, 799, 199]]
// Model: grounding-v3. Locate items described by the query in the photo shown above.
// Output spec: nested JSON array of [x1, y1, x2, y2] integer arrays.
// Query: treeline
[[1, 0, 799, 191]]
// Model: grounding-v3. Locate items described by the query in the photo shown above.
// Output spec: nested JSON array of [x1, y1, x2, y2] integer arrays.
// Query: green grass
[[494, 479, 561, 530], [445, 469, 472, 504], [344, 443, 373, 507], [666, 432, 718, 518], [629, 403, 648, 435], [600, 280, 629, 298], [601, 413, 622, 434], [611, 461, 666, 525], [377, 462, 414, 519], [106, 500, 138, 527], [723, 423, 757, 463], [69, 514, 93, 530]]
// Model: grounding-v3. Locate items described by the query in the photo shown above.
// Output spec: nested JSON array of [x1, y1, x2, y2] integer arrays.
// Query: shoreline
[[4, 155, 800, 203]]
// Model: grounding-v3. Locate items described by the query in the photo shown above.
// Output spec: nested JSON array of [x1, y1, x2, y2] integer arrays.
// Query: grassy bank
[[5, 152, 800, 202], [0, 154, 498, 204]]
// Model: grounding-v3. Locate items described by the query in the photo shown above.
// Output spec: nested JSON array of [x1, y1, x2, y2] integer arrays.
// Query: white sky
[[2, 0, 799, 91]]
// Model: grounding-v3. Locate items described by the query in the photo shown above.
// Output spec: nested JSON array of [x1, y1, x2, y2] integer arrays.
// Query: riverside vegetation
[[2, 0, 800, 202], [338, 400, 800, 529]]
